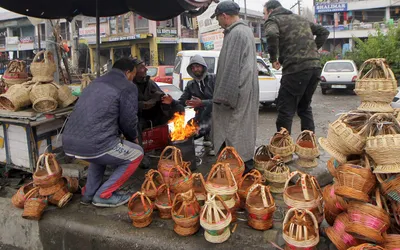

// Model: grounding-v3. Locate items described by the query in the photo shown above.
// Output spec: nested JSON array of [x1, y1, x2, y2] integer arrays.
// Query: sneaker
[[80, 195, 93, 206], [203, 141, 213, 147], [92, 193, 131, 208], [208, 149, 216, 156]]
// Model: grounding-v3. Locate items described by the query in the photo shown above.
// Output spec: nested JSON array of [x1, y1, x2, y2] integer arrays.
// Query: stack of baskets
[[0, 50, 76, 113], [318, 58, 400, 249], [11, 153, 78, 220]]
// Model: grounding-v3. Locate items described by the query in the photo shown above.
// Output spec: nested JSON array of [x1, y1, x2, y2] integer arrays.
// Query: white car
[[392, 87, 400, 108], [320, 60, 358, 95]]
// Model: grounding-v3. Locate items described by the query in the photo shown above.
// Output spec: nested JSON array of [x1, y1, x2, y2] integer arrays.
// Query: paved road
[[256, 86, 359, 146]]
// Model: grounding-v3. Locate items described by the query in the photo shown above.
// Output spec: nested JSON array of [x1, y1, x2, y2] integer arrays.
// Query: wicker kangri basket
[[33, 153, 63, 188], [30, 50, 57, 83], [263, 156, 290, 193], [158, 146, 183, 184], [355, 58, 398, 113], [254, 145, 274, 173], [141, 169, 164, 200], [155, 184, 174, 219], [325, 213, 364, 250], [295, 130, 320, 168], [192, 173, 207, 206], [269, 128, 295, 163], [217, 146, 245, 182], [345, 189, 391, 243], [245, 184, 276, 231], [30, 82, 58, 113], [323, 184, 348, 226], [365, 113, 400, 174], [200, 193, 232, 244], [0, 82, 32, 111], [283, 171, 324, 224], [171, 190, 201, 236], [376, 173, 400, 203], [283, 208, 320, 249], [238, 169, 263, 206], [334, 156, 376, 202], [347, 243, 386, 250], [168, 161, 193, 194], [128, 192, 153, 228], [11, 183, 38, 209], [205, 162, 238, 197]]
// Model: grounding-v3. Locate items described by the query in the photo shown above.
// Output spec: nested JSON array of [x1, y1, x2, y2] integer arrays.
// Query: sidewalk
[[0, 147, 335, 250]]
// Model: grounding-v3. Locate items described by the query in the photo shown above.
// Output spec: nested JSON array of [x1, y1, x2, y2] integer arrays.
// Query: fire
[[169, 112, 198, 141]]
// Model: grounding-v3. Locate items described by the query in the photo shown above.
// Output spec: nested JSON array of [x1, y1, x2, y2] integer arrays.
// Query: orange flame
[[169, 112, 198, 141]]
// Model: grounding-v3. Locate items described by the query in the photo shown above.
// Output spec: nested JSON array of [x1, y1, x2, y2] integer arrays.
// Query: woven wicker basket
[[326, 213, 364, 250], [158, 146, 183, 184], [376, 174, 400, 203], [22, 196, 48, 220], [2, 60, 29, 86], [347, 243, 386, 250], [323, 184, 348, 226], [355, 58, 398, 113], [245, 184, 276, 231], [335, 156, 376, 202], [200, 193, 232, 244], [62, 176, 79, 193], [48, 186, 73, 208], [155, 184, 174, 219], [254, 145, 274, 173], [283, 208, 320, 249], [238, 169, 263, 206], [33, 153, 63, 188], [205, 162, 238, 197], [141, 169, 164, 200], [171, 189, 201, 236], [128, 192, 153, 228], [39, 179, 64, 196], [30, 82, 58, 113], [168, 161, 193, 194], [384, 233, 400, 250], [263, 156, 290, 193], [295, 130, 320, 168], [365, 113, 400, 174], [30, 50, 57, 83], [346, 189, 391, 243], [11, 183, 38, 209], [54, 83, 77, 108], [192, 173, 207, 206], [217, 146, 245, 182], [0, 82, 33, 111], [269, 128, 295, 163], [283, 171, 324, 224]]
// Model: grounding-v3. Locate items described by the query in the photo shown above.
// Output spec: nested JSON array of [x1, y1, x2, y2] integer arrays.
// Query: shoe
[[80, 195, 93, 206], [92, 193, 131, 208], [208, 149, 216, 156], [203, 141, 213, 147]]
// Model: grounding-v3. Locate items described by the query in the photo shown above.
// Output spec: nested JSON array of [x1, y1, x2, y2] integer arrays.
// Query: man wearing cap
[[211, 1, 259, 174], [62, 57, 143, 207], [263, 0, 329, 134]]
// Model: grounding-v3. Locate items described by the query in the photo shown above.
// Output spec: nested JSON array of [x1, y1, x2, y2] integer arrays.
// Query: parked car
[[391, 87, 400, 108], [320, 60, 358, 95], [147, 66, 174, 84], [173, 50, 281, 105]]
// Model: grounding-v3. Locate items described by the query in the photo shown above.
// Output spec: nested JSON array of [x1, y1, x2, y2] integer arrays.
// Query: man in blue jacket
[[62, 58, 143, 207]]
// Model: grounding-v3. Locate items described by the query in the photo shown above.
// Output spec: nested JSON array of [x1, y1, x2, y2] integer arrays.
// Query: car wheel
[[321, 88, 327, 95]]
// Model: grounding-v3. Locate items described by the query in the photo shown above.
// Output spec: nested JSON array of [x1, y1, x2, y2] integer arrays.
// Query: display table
[[0, 106, 73, 172]]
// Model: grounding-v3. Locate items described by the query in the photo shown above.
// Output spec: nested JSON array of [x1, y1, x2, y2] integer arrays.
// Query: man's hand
[[161, 94, 173, 105], [185, 97, 203, 108], [272, 61, 281, 70]]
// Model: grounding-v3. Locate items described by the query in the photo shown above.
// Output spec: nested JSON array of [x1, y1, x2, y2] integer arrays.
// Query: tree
[[345, 24, 400, 78]]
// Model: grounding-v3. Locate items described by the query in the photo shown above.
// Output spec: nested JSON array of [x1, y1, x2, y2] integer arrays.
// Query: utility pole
[[290, 0, 302, 15], [244, 0, 247, 21]]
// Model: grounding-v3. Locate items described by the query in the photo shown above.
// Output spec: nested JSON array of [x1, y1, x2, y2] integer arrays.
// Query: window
[[60, 22, 70, 40], [39, 23, 46, 41], [117, 15, 123, 33], [147, 67, 158, 77], [324, 62, 354, 72], [124, 14, 130, 33], [257, 60, 272, 76], [202, 57, 215, 73], [110, 17, 117, 35], [165, 67, 174, 76], [173, 56, 182, 74]]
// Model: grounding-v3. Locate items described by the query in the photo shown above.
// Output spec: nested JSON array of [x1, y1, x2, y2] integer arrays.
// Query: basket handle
[[284, 171, 302, 191], [217, 147, 245, 167], [47, 153, 61, 175], [35, 154, 54, 175], [24, 187, 39, 200], [193, 173, 206, 191], [254, 145, 272, 157], [159, 146, 183, 165], [358, 58, 394, 80]]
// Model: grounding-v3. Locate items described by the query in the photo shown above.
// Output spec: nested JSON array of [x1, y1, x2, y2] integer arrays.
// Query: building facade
[[314, 0, 400, 53]]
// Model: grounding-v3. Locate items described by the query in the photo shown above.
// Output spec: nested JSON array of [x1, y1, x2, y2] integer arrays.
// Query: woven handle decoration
[[358, 58, 395, 80], [255, 145, 273, 157], [208, 162, 237, 188], [159, 146, 183, 166], [35, 154, 56, 176]]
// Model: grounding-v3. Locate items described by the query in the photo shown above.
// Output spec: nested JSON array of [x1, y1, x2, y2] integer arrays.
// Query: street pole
[[95, 0, 100, 77], [298, 0, 301, 15], [244, 0, 247, 21]]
